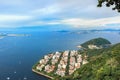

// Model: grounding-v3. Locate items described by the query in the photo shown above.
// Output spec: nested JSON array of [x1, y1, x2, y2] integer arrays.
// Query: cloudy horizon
[[0, 0, 120, 30]]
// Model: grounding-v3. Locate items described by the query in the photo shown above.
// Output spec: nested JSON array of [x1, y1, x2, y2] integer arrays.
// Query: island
[[32, 38, 120, 80], [0, 33, 29, 39]]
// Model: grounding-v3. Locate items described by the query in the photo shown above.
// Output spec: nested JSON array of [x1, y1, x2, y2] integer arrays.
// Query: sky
[[0, 0, 120, 30]]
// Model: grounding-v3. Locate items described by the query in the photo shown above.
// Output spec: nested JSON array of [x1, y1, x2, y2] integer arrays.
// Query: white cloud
[[57, 16, 120, 27], [0, 14, 32, 27], [31, 4, 60, 15], [23, 16, 120, 29], [0, 0, 120, 29], [0, 14, 32, 22]]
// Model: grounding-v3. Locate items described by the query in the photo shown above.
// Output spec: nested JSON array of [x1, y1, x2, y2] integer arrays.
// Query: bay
[[0, 30, 120, 80]]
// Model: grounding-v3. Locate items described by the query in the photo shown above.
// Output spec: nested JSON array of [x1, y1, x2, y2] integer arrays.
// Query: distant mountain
[[56, 30, 70, 33], [90, 29, 120, 31], [81, 38, 111, 49], [101, 29, 120, 31]]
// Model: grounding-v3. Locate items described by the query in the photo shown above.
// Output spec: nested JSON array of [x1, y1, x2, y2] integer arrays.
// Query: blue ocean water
[[0, 30, 120, 80]]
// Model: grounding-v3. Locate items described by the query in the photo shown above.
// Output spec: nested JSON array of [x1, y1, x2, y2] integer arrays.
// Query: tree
[[97, 0, 120, 12]]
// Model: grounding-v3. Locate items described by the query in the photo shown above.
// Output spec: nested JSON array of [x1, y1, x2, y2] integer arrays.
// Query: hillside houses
[[35, 50, 88, 77]]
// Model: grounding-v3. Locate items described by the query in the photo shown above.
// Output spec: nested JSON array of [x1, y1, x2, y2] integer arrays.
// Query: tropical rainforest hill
[[63, 43, 120, 80], [81, 37, 111, 49]]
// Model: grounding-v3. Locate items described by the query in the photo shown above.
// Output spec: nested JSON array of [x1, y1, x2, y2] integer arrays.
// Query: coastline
[[32, 69, 54, 80]]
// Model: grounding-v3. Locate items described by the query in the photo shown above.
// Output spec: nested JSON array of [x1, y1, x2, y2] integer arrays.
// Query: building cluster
[[36, 50, 88, 77], [56, 50, 69, 76], [36, 54, 53, 71], [44, 52, 61, 73], [69, 50, 82, 75]]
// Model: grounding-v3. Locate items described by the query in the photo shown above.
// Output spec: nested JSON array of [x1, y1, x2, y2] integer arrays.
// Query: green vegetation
[[97, 0, 120, 12], [60, 43, 120, 80], [81, 37, 111, 48]]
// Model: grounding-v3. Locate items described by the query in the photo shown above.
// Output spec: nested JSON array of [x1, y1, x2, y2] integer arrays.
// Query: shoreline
[[32, 69, 54, 79]]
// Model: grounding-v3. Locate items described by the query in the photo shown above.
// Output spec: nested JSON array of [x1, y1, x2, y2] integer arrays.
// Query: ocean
[[0, 29, 120, 80]]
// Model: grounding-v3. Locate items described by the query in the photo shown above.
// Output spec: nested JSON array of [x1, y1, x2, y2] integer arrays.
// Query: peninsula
[[32, 50, 88, 79], [32, 38, 120, 80]]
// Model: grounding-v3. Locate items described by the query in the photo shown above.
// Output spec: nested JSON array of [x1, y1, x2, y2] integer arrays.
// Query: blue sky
[[0, 0, 120, 30]]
